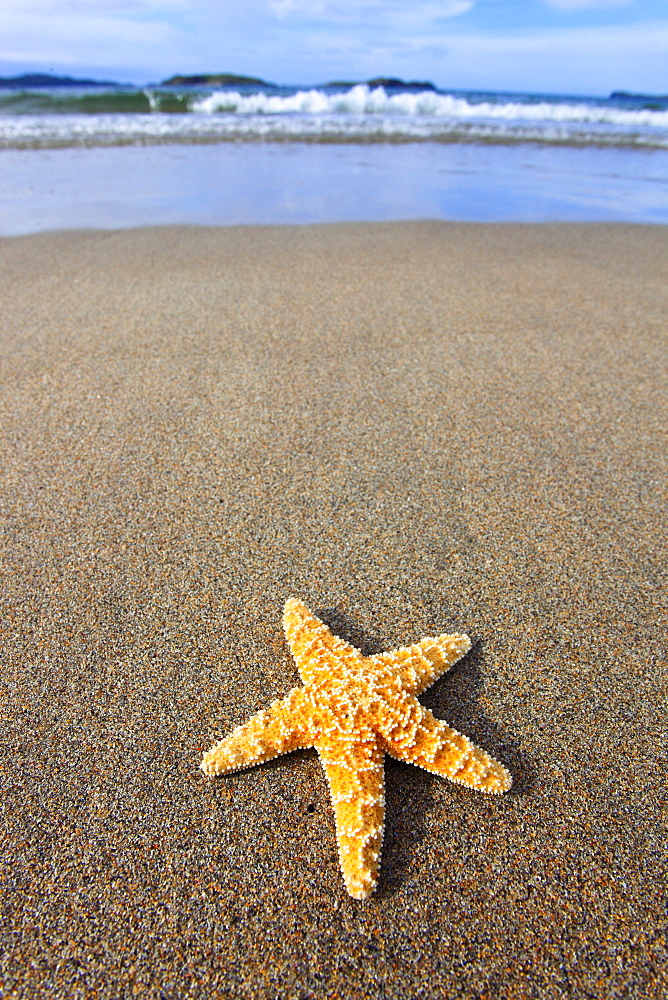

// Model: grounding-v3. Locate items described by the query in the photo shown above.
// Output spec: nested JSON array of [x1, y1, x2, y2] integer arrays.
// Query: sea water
[[1, 81, 666, 233]]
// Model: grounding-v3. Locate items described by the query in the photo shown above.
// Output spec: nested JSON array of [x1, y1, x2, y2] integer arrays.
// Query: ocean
[[1, 80, 667, 232]]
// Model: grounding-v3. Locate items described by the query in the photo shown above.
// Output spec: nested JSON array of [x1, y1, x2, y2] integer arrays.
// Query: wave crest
[[191, 83, 668, 128]]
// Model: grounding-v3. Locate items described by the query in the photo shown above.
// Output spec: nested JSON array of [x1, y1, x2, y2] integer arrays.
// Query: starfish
[[201, 598, 512, 899]]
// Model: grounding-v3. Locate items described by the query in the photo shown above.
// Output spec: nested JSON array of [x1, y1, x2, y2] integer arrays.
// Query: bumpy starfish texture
[[201, 598, 512, 899]]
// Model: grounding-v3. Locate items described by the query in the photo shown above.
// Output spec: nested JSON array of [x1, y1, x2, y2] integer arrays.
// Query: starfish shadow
[[423, 638, 534, 796], [315, 611, 535, 898], [315, 606, 388, 656]]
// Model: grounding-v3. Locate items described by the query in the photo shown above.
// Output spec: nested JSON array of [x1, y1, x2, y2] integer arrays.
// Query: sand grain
[[1, 222, 666, 999]]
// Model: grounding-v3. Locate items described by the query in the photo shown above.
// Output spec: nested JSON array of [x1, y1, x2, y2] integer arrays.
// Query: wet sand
[[1, 222, 666, 998], [3, 142, 668, 236]]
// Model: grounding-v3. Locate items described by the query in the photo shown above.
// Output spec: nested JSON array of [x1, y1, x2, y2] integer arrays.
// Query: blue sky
[[1, 0, 666, 95]]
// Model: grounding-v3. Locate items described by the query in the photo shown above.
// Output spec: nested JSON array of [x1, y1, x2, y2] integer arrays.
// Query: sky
[[1, 0, 667, 96]]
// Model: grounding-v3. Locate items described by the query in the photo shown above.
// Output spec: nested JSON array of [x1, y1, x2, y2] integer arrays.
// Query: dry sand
[[1, 222, 666, 999]]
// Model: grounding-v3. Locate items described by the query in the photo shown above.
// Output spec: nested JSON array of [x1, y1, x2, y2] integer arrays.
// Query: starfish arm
[[369, 633, 471, 695], [284, 597, 361, 683], [378, 699, 512, 794], [317, 740, 385, 900], [201, 686, 317, 776]]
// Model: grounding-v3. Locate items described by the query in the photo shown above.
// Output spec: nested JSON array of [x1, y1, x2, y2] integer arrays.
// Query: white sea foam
[[1, 85, 667, 150], [192, 84, 668, 129]]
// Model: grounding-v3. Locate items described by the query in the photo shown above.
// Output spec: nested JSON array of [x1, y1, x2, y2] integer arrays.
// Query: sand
[[1, 221, 666, 999]]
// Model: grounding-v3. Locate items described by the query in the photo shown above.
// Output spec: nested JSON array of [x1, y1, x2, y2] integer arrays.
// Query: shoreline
[[2, 141, 668, 237], [2, 221, 666, 998]]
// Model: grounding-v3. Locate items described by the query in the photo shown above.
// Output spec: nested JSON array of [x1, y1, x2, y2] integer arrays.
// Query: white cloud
[[0, 0, 189, 12], [247, 14, 668, 93], [426, 19, 668, 93], [0, 4, 188, 71], [268, 0, 325, 17], [268, 0, 474, 23], [0, 0, 665, 93], [545, 0, 632, 8]]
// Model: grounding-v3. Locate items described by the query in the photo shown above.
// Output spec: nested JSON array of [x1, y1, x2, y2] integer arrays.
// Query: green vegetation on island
[[160, 74, 438, 92], [2, 71, 441, 92], [610, 90, 667, 110], [0, 72, 121, 88], [325, 77, 437, 91], [161, 73, 276, 87], [367, 77, 436, 91]]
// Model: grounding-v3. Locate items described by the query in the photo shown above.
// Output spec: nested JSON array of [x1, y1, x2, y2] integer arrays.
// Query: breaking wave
[[1, 83, 667, 150]]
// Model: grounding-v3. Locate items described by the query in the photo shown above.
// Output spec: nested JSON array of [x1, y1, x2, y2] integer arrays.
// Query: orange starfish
[[201, 598, 512, 899]]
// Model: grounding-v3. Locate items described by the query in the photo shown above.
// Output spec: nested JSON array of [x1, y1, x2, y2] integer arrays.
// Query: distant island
[[326, 78, 437, 92], [610, 90, 667, 101], [161, 73, 438, 92], [1, 71, 442, 93], [161, 73, 276, 87], [0, 72, 121, 88], [4, 74, 664, 101], [610, 90, 667, 109]]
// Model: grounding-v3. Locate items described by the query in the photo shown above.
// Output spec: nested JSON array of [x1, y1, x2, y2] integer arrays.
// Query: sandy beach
[[1, 221, 666, 998]]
